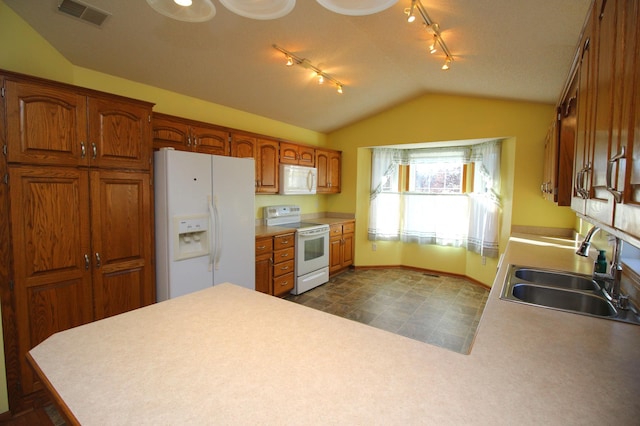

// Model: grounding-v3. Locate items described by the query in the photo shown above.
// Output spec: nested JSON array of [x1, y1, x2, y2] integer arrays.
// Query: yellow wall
[[326, 95, 577, 285], [0, 0, 580, 414]]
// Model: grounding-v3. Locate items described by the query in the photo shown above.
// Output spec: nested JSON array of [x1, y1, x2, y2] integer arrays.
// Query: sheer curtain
[[467, 140, 501, 258], [368, 141, 502, 257], [368, 148, 401, 240]]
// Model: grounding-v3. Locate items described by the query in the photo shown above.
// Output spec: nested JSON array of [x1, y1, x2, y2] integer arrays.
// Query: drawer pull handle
[[281, 266, 289, 270], [257, 245, 266, 250], [280, 281, 288, 286]]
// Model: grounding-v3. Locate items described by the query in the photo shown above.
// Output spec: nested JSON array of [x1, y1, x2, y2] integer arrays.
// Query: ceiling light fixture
[[273, 44, 345, 94], [406, 0, 454, 70], [147, 0, 397, 21]]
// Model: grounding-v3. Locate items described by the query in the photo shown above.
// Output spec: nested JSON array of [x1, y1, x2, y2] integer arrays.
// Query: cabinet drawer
[[273, 259, 294, 277], [273, 272, 294, 297], [255, 238, 273, 256], [330, 224, 343, 236], [274, 233, 295, 250], [342, 222, 355, 234], [274, 247, 294, 264]]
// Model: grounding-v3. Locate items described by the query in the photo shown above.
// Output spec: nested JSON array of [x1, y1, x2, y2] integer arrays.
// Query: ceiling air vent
[[57, 0, 110, 27]]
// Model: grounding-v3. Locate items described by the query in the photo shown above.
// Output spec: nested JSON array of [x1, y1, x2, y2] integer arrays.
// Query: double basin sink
[[501, 265, 640, 325]]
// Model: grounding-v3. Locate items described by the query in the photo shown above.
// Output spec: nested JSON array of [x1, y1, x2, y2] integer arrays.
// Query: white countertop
[[29, 234, 640, 425]]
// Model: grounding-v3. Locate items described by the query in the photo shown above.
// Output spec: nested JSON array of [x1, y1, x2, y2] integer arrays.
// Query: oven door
[[296, 227, 329, 276]]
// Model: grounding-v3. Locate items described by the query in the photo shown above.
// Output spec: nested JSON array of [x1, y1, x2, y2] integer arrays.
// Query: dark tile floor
[[287, 268, 490, 354]]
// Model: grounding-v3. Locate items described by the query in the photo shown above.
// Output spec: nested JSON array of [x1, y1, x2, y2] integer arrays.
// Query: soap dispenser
[[595, 250, 608, 274]]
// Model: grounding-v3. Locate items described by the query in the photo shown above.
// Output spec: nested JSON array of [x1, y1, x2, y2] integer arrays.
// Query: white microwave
[[279, 164, 317, 195]]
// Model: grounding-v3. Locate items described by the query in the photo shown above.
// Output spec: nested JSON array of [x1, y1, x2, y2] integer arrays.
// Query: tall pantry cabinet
[[0, 71, 155, 407]]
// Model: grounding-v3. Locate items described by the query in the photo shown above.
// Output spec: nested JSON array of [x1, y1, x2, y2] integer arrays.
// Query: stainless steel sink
[[500, 265, 640, 325], [511, 284, 616, 317], [513, 268, 599, 291]]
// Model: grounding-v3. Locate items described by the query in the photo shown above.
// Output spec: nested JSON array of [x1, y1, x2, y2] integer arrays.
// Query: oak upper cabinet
[[230, 132, 257, 158], [571, 3, 597, 215], [585, 0, 618, 224], [280, 142, 315, 166], [6, 77, 152, 171], [548, 68, 578, 206], [316, 149, 341, 193], [611, 0, 640, 239], [152, 113, 230, 156], [257, 138, 279, 194]]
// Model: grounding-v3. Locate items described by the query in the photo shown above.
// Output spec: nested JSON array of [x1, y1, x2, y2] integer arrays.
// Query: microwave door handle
[[307, 169, 315, 191]]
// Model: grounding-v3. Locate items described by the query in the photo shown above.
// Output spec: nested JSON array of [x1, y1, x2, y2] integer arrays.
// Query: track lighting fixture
[[273, 44, 345, 94], [404, 0, 416, 23], [405, 0, 454, 70]]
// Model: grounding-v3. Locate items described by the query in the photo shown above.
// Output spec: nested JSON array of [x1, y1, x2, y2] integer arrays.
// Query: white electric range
[[264, 205, 330, 294]]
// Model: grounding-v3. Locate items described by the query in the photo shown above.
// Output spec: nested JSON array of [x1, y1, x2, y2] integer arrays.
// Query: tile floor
[[286, 268, 490, 354]]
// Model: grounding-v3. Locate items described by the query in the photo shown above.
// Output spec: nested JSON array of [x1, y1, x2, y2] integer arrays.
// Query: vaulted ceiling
[[5, 0, 592, 133]]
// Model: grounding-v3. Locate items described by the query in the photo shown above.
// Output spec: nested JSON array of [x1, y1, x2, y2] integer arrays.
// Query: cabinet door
[[342, 232, 355, 268], [613, 0, 640, 238], [279, 142, 299, 164], [571, 9, 597, 214], [9, 166, 94, 394], [90, 170, 154, 319], [317, 149, 341, 193], [557, 77, 578, 207], [152, 115, 191, 151], [192, 126, 229, 156], [257, 139, 279, 193], [5, 79, 88, 167], [255, 238, 273, 295], [586, 0, 617, 224], [88, 96, 152, 171], [298, 146, 315, 167], [328, 151, 341, 193], [316, 150, 330, 192], [329, 236, 343, 274], [231, 133, 257, 158]]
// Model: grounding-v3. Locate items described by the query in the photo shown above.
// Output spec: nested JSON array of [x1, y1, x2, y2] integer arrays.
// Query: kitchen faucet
[[576, 226, 627, 308]]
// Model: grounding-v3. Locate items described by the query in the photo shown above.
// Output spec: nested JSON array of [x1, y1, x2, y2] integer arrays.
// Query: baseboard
[[352, 265, 491, 290]]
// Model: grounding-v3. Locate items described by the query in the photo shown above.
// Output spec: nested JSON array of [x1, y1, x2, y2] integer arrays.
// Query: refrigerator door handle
[[208, 195, 222, 271], [208, 195, 215, 272]]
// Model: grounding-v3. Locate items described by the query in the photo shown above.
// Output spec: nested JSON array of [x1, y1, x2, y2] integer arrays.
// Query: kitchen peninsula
[[29, 234, 640, 425]]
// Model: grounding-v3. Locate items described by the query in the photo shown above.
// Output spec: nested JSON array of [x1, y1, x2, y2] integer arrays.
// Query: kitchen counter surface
[[29, 234, 640, 425]]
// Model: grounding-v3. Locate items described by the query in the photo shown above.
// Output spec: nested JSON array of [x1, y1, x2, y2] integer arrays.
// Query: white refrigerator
[[154, 148, 255, 301]]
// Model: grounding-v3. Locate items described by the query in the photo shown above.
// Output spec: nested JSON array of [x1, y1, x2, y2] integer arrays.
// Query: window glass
[[408, 162, 462, 194]]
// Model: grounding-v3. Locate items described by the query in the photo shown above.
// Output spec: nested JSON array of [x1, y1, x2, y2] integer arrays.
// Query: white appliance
[[155, 148, 255, 301], [264, 205, 329, 294], [279, 164, 317, 195]]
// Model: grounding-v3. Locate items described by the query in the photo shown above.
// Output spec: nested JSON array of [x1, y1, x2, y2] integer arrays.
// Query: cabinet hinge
[[0, 86, 4, 98], [9, 280, 14, 291], [2, 144, 6, 156], [148, 114, 151, 123], [3, 173, 8, 185]]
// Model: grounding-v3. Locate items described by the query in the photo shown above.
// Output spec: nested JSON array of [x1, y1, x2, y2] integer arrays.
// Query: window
[[368, 141, 502, 257], [408, 162, 463, 194]]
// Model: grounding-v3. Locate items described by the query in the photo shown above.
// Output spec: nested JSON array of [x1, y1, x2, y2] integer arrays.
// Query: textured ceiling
[[4, 0, 592, 133]]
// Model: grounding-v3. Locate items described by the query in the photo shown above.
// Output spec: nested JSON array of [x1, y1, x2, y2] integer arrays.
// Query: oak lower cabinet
[[329, 221, 354, 275], [255, 232, 295, 297], [8, 166, 154, 395], [152, 113, 230, 156], [255, 237, 274, 295]]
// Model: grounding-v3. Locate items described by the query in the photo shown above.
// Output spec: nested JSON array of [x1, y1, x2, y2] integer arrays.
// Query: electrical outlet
[[372, 243, 377, 251], [482, 256, 486, 265]]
